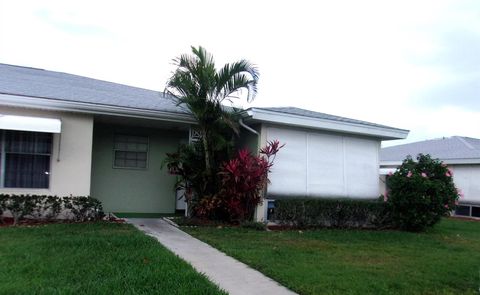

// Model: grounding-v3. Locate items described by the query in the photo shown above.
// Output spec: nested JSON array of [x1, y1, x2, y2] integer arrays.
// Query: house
[[380, 136, 480, 219], [0, 63, 408, 221]]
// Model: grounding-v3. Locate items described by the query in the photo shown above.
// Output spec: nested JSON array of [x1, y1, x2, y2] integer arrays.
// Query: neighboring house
[[0, 63, 408, 221], [380, 136, 480, 219]]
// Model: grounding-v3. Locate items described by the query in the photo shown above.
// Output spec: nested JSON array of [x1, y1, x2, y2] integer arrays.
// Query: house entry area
[[90, 120, 188, 215]]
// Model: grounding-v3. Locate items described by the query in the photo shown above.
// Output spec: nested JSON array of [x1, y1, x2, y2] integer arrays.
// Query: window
[[454, 204, 480, 218], [455, 205, 471, 217], [0, 130, 52, 188], [472, 206, 480, 218], [113, 134, 148, 169]]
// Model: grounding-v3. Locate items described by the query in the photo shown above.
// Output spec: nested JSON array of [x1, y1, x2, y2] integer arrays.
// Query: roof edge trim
[[0, 93, 196, 124], [243, 108, 409, 140], [381, 158, 480, 165]]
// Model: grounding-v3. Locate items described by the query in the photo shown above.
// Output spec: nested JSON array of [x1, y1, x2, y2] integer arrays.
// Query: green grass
[[0, 222, 225, 295], [184, 218, 480, 295]]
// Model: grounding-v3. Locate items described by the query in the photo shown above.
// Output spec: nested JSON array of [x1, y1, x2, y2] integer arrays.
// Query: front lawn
[[184, 218, 480, 295], [0, 222, 225, 294]]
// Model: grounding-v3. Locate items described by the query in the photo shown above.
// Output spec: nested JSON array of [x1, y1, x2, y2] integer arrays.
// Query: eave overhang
[[0, 93, 196, 124], [242, 108, 409, 140]]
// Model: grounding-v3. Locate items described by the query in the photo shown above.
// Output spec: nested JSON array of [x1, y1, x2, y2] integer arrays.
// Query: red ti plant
[[196, 140, 284, 221]]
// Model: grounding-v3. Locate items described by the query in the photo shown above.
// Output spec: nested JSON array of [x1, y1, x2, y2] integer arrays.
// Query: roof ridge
[[383, 137, 449, 149], [0, 63, 45, 71], [455, 136, 475, 150]]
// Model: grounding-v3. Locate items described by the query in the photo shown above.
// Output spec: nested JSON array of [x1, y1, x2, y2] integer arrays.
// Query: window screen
[[3, 130, 52, 188], [113, 134, 148, 169]]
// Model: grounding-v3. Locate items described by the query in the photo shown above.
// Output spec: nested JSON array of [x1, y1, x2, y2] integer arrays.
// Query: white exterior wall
[[0, 106, 93, 196], [265, 125, 380, 199], [449, 165, 480, 204]]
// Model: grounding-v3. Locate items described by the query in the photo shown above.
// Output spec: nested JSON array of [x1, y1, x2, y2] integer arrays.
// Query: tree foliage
[[386, 154, 460, 231], [165, 46, 259, 177]]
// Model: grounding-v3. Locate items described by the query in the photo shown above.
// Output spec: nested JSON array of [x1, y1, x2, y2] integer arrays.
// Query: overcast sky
[[0, 0, 479, 146]]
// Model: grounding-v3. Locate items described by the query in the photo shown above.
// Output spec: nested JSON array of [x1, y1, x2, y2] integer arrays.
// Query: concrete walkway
[[128, 218, 297, 295]]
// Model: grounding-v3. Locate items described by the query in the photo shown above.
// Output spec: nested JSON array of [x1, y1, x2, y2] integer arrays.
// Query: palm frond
[[215, 60, 259, 102]]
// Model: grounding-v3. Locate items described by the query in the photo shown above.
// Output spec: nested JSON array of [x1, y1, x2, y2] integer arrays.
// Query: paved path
[[128, 218, 297, 295]]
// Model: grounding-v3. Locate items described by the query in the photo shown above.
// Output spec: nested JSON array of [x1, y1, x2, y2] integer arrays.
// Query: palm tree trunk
[[201, 129, 211, 175]]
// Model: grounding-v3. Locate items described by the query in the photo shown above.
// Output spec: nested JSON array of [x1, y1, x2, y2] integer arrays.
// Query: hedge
[[273, 198, 392, 229], [0, 194, 104, 225]]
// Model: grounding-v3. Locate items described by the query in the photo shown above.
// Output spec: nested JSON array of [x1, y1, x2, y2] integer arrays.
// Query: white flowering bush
[[385, 154, 461, 231]]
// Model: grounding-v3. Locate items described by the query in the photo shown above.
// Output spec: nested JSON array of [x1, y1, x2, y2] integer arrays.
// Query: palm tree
[[165, 46, 259, 175]]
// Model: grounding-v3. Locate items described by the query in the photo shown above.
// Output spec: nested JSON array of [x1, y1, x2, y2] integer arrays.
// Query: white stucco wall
[[0, 106, 93, 196], [264, 125, 380, 199], [449, 165, 480, 204]]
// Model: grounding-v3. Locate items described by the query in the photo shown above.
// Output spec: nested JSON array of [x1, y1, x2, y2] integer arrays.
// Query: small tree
[[386, 154, 460, 231], [165, 46, 259, 187], [195, 140, 284, 222]]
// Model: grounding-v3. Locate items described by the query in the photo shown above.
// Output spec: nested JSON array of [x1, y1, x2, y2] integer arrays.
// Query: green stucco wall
[[237, 124, 261, 154], [90, 123, 187, 213]]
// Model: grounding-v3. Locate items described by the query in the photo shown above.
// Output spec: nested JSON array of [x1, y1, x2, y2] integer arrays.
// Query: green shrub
[[63, 196, 104, 222], [1, 194, 37, 225], [386, 154, 460, 232], [273, 198, 391, 229], [0, 194, 104, 225]]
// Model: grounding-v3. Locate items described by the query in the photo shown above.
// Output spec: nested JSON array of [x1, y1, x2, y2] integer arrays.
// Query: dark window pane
[[114, 159, 125, 167], [137, 143, 148, 152], [138, 160, 147, 168], [472, 206, 480, 218], [5, 131, 52, 154], [5, 154, 50, 188], [125, 160, 136, 167], [126, 152, 137, 160], [455, 205, 471, 216], [126, 143, 137, 151]]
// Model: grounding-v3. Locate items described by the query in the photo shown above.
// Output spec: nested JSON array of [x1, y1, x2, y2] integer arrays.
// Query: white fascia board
[[442, 158, 480, 165], [245, 109, 409, 140], [381, 158, 480, 166], [0, 114, 61, 133], [0, 93, 196, 124], [380, 161, 402, 167]]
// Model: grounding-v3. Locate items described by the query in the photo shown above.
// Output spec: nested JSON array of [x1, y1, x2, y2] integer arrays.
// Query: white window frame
[[0, 129, 53, 189]]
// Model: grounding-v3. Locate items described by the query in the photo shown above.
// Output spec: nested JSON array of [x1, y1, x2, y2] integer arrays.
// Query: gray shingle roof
[[0, 64, 406, 135], [381, 136, 480, 162], [255, 107, 406, 131], [0, 63, 188, 114]]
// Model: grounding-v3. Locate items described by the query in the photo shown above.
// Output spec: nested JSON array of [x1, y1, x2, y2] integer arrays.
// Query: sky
[[0, 0, 479, 147]]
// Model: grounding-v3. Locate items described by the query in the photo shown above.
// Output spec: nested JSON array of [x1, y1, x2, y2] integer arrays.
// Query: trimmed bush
[[63, 196, 104, 222], [0, 194, 104, 225], [386, 154, 460, 232], [273, 198, 391, 229]]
